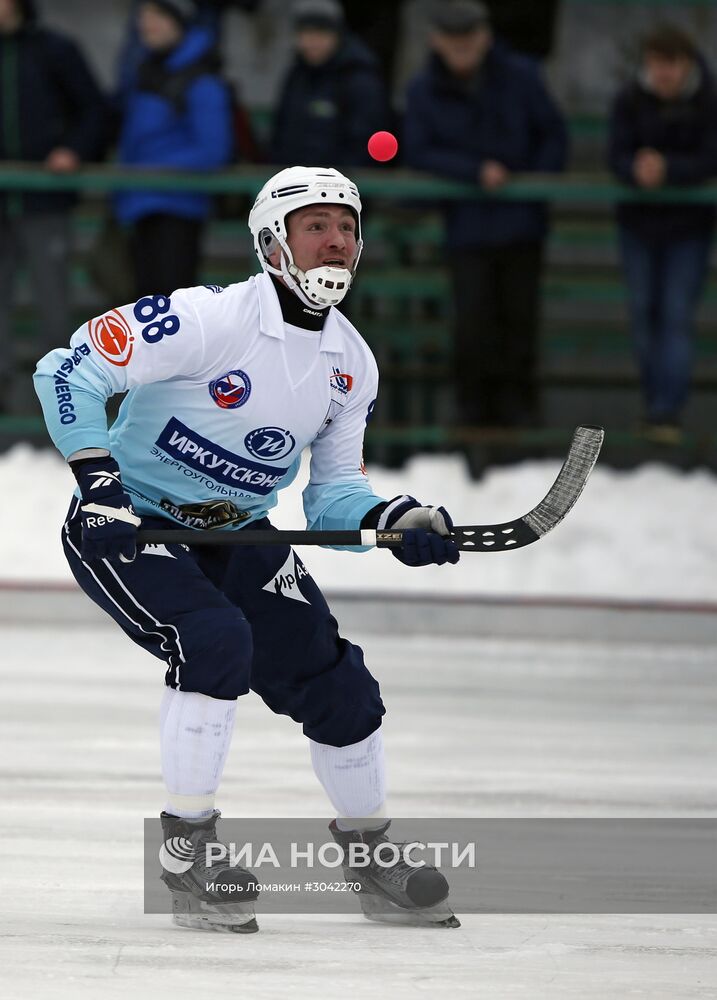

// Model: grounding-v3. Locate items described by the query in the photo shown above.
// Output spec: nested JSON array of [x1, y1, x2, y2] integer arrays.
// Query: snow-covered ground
[[1, 443, 715, 602]]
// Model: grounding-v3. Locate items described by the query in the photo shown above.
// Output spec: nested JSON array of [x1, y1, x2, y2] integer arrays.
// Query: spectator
[[0, 0, 106, 408], [117, 0, 262, 96], [114, 0, 234, 299], [403, 0, 567, 447], [608, 24, 717, 445], [270, 0, 390, 167]]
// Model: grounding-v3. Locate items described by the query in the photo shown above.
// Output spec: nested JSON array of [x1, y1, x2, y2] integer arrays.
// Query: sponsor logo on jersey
[[156, 418, 288, 495], [51, 343, 91, 425], [262, 551, 310, 603], [204, 284, 225, 294], [89, 310, 134, 366], [244, 427, 296, 461], [209, 369, 252, 409], [329, 368, 353, 396]]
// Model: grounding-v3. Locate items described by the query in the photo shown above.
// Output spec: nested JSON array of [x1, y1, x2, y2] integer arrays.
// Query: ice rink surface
[[1, 621, 715, 1000]]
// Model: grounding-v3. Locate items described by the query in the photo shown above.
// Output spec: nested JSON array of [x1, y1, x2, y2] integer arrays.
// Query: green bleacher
[[3, 163, 717, 468]]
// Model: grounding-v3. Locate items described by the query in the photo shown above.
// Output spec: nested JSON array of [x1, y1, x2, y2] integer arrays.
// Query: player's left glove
[[70, 455, 141, 564], [363, 495, 460, 567]]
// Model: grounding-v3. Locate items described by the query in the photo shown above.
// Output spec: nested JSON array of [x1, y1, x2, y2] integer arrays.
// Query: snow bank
[[1, 444, 715, 602]]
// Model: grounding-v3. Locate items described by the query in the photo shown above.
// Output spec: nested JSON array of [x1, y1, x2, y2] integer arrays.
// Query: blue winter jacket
[[403, 45, 568, 247], [114, 26, 233, 226], [270, 33, 390, 168]]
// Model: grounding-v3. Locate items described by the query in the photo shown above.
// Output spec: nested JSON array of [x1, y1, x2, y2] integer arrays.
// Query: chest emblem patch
[[209, 369, 252, 409]]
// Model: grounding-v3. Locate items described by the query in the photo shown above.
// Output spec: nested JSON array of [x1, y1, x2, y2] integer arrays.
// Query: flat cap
[[429, 0, 490, 34]]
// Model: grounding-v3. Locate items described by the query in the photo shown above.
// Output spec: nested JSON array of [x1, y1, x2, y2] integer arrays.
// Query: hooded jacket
[[114, 25, 233, 225], [270, 33, 389, 168], [0, 0, 107, 216], [608, 59, 717, 239], [403, 43, 568, 247]]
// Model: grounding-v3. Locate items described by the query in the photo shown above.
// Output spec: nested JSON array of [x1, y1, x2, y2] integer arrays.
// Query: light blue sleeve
[[302, 350, 385, 551], [34, 340, 116, 457], [33, 291, 206, 458]]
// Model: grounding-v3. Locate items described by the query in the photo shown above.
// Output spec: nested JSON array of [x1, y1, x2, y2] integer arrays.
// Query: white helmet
[[248, 166, 363, 308]]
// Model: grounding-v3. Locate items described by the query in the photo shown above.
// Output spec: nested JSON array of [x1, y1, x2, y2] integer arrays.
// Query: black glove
[[364, 495, 460, 567], [70, 455, 141, 564]]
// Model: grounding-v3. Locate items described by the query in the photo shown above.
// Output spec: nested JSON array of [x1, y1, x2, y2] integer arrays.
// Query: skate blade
[[173, 913, 259, 934], [359, 893, 461, 928], [170, 893, 258, 933]]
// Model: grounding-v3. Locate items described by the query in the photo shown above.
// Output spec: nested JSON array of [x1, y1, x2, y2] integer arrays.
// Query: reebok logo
[[89, 470, 121, 490]]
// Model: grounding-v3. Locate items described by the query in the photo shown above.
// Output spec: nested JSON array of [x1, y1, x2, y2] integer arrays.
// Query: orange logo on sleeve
[[89, 310, 134, 366]]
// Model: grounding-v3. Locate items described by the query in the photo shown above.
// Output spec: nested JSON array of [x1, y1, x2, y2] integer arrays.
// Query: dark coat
[[114, 26, 233, 225], [608, 63, 717, 240], [0, 5, 107, 216], [403, 44, 568, 248], [270, 33, 389, 168]]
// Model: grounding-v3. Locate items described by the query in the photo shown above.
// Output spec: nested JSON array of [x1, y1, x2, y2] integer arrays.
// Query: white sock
[[160, 688, 236, 819], [310, 728, 387, 831]]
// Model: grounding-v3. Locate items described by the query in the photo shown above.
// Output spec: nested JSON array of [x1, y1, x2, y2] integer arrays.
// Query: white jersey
[[33, 273, 385, 540]]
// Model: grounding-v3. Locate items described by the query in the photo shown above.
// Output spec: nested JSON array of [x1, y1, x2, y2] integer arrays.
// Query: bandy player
[[34, 167, 460, 932]]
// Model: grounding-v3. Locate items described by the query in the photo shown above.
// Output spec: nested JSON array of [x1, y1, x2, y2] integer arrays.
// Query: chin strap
[[261, 231, 360, 308]]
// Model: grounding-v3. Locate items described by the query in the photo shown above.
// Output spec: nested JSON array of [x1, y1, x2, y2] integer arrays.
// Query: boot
[[160, 810, 258, 933], [330, 820, 460, 928]]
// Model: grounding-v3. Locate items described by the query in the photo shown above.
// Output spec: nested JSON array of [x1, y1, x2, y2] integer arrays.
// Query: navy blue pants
[[619, 227, 712, 422], [62, 499, 385, 748]]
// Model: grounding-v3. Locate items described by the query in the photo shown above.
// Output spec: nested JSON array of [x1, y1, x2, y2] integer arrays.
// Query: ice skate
[[160, 811, 259, 933], [330, 820, 461, 928]]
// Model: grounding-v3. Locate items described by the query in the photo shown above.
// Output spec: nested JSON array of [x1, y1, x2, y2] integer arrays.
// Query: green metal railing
[[2, 162, 717, 203]]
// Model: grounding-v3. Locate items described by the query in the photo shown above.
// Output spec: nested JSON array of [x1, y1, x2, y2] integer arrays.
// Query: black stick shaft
[[137, 528, 398, 547]]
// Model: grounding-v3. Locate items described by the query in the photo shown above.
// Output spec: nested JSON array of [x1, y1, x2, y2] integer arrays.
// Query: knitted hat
[[143, 0, 199, 26]]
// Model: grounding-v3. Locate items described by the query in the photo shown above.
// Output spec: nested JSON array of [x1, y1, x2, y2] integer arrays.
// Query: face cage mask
[[258, 227, 363, 308]]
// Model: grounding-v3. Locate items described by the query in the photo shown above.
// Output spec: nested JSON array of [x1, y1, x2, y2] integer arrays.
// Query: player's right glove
[[363, 495, 460, 567], [70, 455, 141, 564]]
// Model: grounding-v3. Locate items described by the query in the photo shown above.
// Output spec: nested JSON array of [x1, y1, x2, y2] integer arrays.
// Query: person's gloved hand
[[70, 455, 141, 564], [375, 495, 460, 567]]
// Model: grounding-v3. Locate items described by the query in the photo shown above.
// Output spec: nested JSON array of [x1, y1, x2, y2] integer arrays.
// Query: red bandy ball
[[367, 131, 398, 162]]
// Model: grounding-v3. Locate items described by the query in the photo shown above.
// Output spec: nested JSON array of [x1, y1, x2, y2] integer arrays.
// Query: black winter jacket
[[608, 63, 717, 239], [403, 44, 567, 247], [270, 33, 389, 168], [0, 7, 107, 216]]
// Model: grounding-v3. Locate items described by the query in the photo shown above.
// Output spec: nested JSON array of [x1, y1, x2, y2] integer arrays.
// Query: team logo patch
[[329, 368, 353, 396], [89, 310, 134, 367], [209, 370, 252, 409], [244, 427, 296, 461], [262, 551, 310, 604]]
